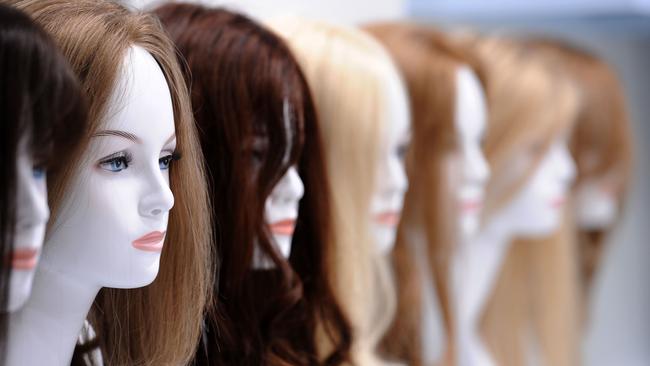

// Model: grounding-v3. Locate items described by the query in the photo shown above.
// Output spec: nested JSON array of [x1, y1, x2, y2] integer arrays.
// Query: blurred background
[[132, 1, 649, 364]]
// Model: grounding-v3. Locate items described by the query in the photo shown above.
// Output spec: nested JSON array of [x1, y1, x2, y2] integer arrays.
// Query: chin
[[373, 225, 397, 254], [519, 214, 560, 238], [460, 214, 481, 239]]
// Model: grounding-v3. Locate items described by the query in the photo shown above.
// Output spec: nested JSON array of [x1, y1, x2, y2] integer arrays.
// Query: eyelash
[[159, 152, 182, 170], [397, 144, 409, 159], [98, 151, 133, 172], [98, 151, 181, 173]]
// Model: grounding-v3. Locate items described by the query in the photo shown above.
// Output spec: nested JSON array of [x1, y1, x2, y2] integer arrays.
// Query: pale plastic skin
[[453, 66, 491, 240], [452, 135, 576, 366], [418, 66, 491, 364], [370, 69, 411, 255], [4, 138, 50, 312], [253, 166, 305, 269], [7, 45, 176, 365]]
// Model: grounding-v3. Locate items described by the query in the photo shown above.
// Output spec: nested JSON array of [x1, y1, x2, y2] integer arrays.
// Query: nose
[[554, 142, 577, 185], [464, 146, 490, 185], [387, 155, 409, 196], [16, 158, 50, 228], [272, 166, 305, 204], [139, 166, 175, 218]]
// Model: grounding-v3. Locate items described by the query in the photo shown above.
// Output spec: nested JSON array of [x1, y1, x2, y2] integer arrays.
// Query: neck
[[451, 215, 514, 366], [6, 261, 100, 365]]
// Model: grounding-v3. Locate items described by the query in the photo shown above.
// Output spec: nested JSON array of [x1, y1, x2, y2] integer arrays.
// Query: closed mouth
[[270, 220, 296, 236], [375, 212, 401, 227], [460, 200, 483, 212], [132, 231, 166, 253], [11, 248, 39, 270]]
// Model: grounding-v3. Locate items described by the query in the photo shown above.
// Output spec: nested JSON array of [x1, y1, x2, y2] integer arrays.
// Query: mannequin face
[[5, 138, 49, 312], [575, 175, 619, 229], [370, 73, 410, 254], [495, 138, 576, 237], [454, 67, 490, 239], [43, 46, 176, 289], [263, 166, 305, 259]]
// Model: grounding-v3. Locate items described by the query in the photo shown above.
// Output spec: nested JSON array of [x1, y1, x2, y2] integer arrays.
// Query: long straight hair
[[366, 22, 487, 366], [0, 3, 87, 359], [463, 35, 581, 366], [528, 38, 633, 302], [269, 18, 401, 365], [11, 1, 214, 364], [154, 4, 351, 365]]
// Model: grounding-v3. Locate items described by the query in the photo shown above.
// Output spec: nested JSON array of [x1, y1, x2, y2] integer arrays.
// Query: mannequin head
[[474, 37, 578, 238], [465, 35, 581, 366], [13, 0, 213, 364], [155, 4, 350, 364], [0, 2, 86, 349], [529, 38, 633, 303], [367, 22, 490, 364], [270, 18, 407, 363], [44, 45, 176, 288]]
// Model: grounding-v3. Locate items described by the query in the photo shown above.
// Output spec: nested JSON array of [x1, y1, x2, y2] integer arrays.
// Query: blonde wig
[[528, 38, 633, 300], [269, 18, 401, 365], [366, 22, 486, 366], [462, 35, 581, 366], [11, 0, 213, 364]]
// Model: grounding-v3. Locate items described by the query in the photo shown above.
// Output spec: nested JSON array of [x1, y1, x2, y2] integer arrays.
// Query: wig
[[366, 22, 487, 366], [154, 4, 351, 365], [528, 38, 633, 302], [269, 18, 402, 365], [0, 3, 87, 358], [11, 1, 214, 364], [463, 35, 581, 366]]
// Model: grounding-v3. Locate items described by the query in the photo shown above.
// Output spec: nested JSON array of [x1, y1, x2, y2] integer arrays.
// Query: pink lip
[[10, 248, 39, 270], [375, 212, 401, 227], [551, 197, 566, 208], [460, 200, 483, 212], [132, 231, 166, 253], [270, 220, 296, 236]]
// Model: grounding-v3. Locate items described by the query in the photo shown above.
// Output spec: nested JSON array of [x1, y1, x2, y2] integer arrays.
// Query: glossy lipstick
[[270, 220, 296, 236], [375, 212, 400, 227], [11, 248, 39, 270], [132, 231, 166, 253]]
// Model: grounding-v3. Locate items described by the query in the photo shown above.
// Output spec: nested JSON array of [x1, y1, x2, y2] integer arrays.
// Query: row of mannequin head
[[0, 1, 631, 365]]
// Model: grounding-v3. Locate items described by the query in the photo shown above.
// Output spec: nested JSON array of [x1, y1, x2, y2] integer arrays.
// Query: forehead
[[455, 66, 487, 135], [384, 68, 410, 141], [102, 45, 174, 138]]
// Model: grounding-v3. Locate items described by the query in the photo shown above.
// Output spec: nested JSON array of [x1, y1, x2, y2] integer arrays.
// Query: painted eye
[[98, 152, 132, 173], [397, 144, 409, 160], [159, 152, 181, 170], [32, 166, 46, 179]]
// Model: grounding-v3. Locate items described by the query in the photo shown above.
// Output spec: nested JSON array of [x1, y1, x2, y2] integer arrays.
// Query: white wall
[[129, 0, 406, 24]]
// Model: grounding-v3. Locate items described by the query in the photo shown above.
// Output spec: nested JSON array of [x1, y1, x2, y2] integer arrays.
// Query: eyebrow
[[92, 131, 176, 146], [93, 130, 141, 143]]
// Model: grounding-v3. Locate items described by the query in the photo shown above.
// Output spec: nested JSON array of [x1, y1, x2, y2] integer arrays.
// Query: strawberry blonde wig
[[366, 22, 487, 366], [464, 35, 581, 366]]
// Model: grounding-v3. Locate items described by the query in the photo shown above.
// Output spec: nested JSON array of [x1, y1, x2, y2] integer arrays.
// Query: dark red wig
[[154, 4, 351, 365]]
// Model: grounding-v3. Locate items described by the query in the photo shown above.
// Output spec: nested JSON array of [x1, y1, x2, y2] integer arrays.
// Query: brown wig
[[154, 4, 351, 365], [0, 3, 87, 359], [527, 38, 633, 301], [12, 0, 214, 364], [366, 22, 487, 366], [462, 35, 581, 366]]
